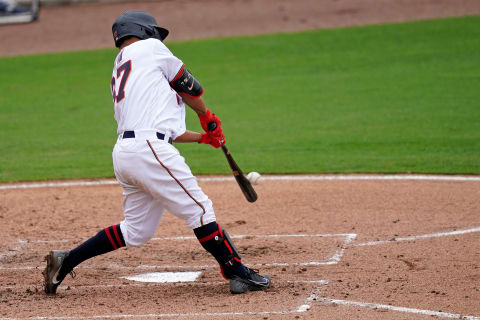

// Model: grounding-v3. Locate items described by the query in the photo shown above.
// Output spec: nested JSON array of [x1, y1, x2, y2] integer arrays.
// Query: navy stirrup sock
[[194, 222, 248, 279], [59, 224, 125, 279]]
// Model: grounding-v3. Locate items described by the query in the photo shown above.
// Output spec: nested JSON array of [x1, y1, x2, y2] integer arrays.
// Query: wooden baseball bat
[[220, 145, 258, 203], [207, 121, 257, 203]]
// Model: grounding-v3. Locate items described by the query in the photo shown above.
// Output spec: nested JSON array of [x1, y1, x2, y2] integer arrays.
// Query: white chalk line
[[1, 176, 478, 319], [326, 233, 356, 264], [2, 226, 479, 271], [353, 226, 480, 247], [0, 241, 26, 263], [2, 224, 480, 318], [18, 239, 69, 244], [0, 263, 214, 271], [0, 261, 330, 271], [0, 258, 347, 271], [10, 232, 356, 243], [1, 174, 479, 190], [0, 280, 328, 320], [152, 233, 355, 268], [296, 282, 327, 312], [318, 297, 480, 320], [0, 233, 355, 271], [153, 232, 357, 241]]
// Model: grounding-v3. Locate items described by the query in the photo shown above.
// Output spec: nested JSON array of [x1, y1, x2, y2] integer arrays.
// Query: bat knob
[[207, 122, 217, 131]]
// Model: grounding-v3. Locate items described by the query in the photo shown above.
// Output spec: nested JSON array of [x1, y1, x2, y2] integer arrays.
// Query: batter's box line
[[151, 233, 358, 266], [2, 233, 357, 271], [317, 297, 480, 320], [351, 226, 480, 247], [0, 280, 328, 320]]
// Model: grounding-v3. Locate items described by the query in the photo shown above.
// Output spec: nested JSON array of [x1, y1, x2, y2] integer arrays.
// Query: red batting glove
[[199, 130, 226, 148], [198, 109, 222, 134]]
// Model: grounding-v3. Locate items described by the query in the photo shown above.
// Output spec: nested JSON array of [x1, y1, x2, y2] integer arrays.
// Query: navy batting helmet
[[112, 11, 169, 48]]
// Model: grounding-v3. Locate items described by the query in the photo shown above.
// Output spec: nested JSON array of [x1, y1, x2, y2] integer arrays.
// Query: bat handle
[[207, 121, 227, 151], [207, 121, 217, 131]]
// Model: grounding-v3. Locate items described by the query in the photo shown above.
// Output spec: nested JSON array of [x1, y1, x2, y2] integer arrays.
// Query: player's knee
[[186, 199, 215, 230], [120, 222, 155, 247]]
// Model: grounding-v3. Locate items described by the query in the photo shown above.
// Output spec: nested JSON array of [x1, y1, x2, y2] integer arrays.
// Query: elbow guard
[[170, 65, 204, 97]]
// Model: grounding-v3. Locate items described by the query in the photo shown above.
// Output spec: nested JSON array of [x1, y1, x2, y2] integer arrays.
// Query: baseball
[[246, 172, 262, 185]]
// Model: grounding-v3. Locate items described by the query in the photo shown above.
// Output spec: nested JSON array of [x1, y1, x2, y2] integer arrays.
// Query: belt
[[122, 131, 173, 144]]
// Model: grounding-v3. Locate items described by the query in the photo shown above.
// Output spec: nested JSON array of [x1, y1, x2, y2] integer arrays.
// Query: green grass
[[1, 16, 479, 182]]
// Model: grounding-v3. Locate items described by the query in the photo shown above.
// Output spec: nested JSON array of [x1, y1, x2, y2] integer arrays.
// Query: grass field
[[0, 16, 479, 182]]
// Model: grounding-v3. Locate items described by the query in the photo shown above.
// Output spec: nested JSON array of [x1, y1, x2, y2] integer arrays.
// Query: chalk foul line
[[318, 297, 480, 320], [1, 174, 479, 190]]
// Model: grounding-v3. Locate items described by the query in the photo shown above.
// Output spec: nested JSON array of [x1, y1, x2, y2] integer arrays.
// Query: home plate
[[122, 271, 202, 283]]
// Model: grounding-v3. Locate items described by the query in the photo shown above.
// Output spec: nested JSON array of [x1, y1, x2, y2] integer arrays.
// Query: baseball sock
[[57, 224, 125, 282], [194, 222, 248, 279]]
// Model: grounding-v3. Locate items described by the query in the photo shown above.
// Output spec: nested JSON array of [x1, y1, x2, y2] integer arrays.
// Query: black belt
[[123, 131, 173, 144]]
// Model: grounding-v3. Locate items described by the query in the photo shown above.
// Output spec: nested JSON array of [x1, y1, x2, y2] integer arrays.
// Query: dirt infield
[[1, 0, 480, 319], [1, 176, 480, 319]]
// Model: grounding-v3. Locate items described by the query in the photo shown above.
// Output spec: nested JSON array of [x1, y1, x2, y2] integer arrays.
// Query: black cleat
[[229, 267, 271, 294], [43, 250, 70, 295]]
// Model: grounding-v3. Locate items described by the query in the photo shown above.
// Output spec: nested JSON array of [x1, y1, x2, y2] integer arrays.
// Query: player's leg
[[43, 223, 126, 294], [145, 141, 270, 293], [193, 222, 270, 293], [44, 138, 166, 294], [43, 187, 164, 294]]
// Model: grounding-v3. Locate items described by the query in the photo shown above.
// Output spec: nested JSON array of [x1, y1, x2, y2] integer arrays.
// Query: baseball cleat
[[229, 267, 271, 294], [43, 250, 70, 295]]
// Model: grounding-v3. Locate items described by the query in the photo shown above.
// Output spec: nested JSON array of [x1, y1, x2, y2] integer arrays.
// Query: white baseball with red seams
[[246, 172, 262, 185], [110, 38, 216, 247]]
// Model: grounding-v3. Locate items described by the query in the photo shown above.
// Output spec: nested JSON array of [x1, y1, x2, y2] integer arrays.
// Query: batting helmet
[[112, 11, 169, 48]]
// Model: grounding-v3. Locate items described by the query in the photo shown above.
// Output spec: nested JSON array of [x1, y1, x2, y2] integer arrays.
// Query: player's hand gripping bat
[[207, 122, 258, 203]]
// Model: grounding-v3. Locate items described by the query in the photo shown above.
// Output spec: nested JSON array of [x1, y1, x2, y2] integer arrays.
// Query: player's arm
[[174, 129, 224, 148], [170, 65, 206, 114], [174, 130, 202, 143], [170, 65, 222, 134], [180, 94, 208, 116]]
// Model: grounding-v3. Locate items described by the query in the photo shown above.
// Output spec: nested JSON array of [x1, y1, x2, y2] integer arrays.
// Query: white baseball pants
[[112, 130, 216, 247]]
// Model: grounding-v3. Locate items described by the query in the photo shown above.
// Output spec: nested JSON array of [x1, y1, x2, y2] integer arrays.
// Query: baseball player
[[43, 10, 270, 295]]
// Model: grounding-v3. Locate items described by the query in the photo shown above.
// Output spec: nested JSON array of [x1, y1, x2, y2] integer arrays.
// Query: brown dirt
[[1, 0, 480, 319], [1, 178, 480, 319], [1, 0, 480, 56]]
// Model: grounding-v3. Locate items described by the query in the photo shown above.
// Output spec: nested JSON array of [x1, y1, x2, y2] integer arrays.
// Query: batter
[[43, 10, 270, 295]]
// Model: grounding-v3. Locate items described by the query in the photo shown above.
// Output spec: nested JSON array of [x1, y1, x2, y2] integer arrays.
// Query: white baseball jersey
[[111, 38, 186, 139], [110, 39, 216, 247]]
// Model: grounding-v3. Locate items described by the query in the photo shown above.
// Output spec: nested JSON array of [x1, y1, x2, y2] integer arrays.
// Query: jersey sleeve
[[151, 40, 184, 82]]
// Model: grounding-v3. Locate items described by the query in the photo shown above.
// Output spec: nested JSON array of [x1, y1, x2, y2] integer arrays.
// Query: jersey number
[[111, 60, 132, 103]]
